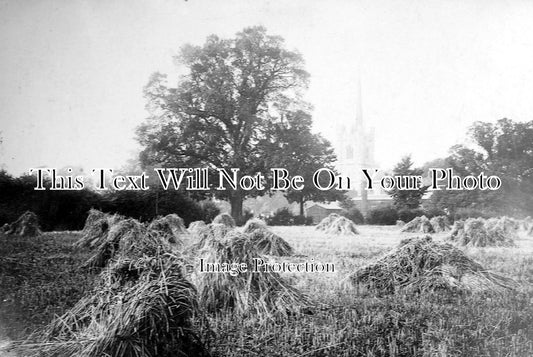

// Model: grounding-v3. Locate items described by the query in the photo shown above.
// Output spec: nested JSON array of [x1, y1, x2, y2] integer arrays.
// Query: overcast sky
[[1, 0, 533, 175]]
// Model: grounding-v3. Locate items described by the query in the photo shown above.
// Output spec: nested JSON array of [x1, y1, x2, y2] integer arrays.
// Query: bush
[[397, 208, 426, 223], [366, 206, 399, 225], [424, 207, 447, 219], [341, 207, 365, 224], [0, 171, 103, 231], [266, 208, 294, 226]]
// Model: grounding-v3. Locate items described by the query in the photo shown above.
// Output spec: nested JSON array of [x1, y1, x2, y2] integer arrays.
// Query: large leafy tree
[[430, 118, 533, 216], [258, 109, 345, 215], [137, 27, 310, 221]]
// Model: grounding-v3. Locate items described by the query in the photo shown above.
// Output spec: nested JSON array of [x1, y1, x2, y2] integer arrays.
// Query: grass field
[[1, 225, 533, 356]]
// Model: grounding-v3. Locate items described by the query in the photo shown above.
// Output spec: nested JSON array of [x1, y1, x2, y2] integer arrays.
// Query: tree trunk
[[299, 198, 305, 216], [230, 190, 243, 224]]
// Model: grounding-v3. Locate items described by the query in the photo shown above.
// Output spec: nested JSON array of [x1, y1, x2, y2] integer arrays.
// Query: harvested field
[[2, 224, 533, 357]]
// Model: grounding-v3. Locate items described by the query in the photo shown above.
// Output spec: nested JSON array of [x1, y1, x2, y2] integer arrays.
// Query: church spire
[[355, 71, 363, 130]]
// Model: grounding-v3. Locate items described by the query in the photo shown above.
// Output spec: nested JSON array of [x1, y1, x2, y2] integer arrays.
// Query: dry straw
[[188, 220, 207, 235], [148, 213, 190, 246], [249, 229, 294, 256], [212, 213, 236, 228], [521, 216, 532, 234], [349, 236, 518, 295], [401, 215, 434, 233], [194, 231, 307, 319], [2, 211, 42, 237], [316, 214, 358, 236], [242, 218, 268, 233], [448, 217, 515, 247], [76, 209, 123, 249], [14, 254, 208, 357], [242, 218, 293, 256], [315, 213, 340, 231], [83, 218, 172, 268], [429, 216, 451, 232], [191, 223, 234, 252]]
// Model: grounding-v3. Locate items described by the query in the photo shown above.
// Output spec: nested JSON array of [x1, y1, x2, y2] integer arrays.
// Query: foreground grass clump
[[0, 232, 96, 339]]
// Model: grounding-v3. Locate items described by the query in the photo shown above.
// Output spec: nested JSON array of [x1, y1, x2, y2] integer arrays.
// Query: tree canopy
[[388, 155, 428, 210], [257, 109, 345, 215], [430, 118, 533, 217], [137, 26, 312, 221]]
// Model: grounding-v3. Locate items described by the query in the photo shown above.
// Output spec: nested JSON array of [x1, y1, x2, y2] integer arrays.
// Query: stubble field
[[1, 225, 533, 356]]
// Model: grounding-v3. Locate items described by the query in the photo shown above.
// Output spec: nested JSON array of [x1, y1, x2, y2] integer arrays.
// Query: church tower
[[335, 78, 376, 214]]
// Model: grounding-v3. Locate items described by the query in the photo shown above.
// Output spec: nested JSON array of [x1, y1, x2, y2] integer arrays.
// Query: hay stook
[[15, 254, 208, 357], [83, 218, 173, 268], [194, 231, 307, 318], [348, 236, 518, 295], [188, 220, 207, 235], [448, 217, 515, 247], [315, 213, 341, 231], [76, 209, 123, 249], [190, 223, 234, 252], [242, 218, 268, 233], [241, 218, 294, 256], [212, 213, 236, 228], [401, 215, 434, 233], [3, 211, 42, 237], [248, 228, 294, 256], [429, 215, 451, 232], [148, 213, 190, 246], [316, 214, 358, 236]]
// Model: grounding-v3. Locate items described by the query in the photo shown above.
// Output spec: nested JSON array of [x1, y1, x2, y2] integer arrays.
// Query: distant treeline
[[0, 171, 220, 231]]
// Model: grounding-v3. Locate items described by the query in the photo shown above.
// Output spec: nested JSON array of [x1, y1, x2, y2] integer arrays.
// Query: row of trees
[[0, 171, 220, 231], [389, 118, 533, 217]]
